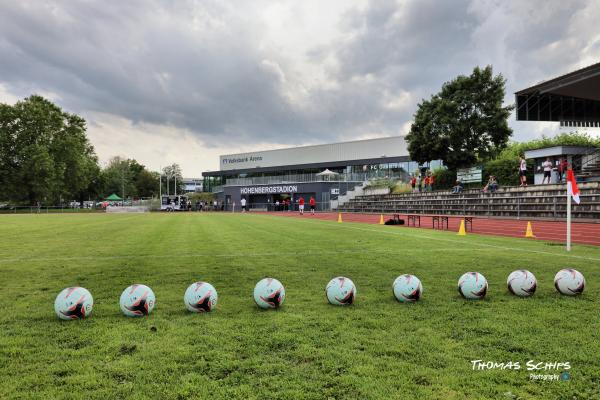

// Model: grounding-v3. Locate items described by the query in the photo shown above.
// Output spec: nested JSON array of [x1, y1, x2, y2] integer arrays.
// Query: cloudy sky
[[1, 0, 599, 175]]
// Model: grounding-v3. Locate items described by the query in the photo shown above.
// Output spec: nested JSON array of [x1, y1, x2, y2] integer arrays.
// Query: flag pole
[[566, 188, 572, 252]]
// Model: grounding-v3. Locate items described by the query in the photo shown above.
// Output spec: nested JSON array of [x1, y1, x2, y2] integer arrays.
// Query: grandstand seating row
[[336, 182, 600, 220]]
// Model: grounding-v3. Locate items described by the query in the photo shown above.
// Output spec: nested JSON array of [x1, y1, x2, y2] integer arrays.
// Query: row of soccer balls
[[54, 269, 586, 320]]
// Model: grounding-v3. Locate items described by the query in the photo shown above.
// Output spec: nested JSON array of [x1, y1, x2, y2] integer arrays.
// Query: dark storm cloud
[[0, 0, 598, 147]]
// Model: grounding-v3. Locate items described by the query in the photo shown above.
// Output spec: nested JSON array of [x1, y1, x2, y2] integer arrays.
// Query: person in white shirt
[[541, 157, 553, 184], [519, 156, 528, 187], [240, 197, 247, 212]]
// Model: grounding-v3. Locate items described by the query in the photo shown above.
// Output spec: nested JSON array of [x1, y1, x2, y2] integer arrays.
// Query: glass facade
[[203, 159, 444, 192]]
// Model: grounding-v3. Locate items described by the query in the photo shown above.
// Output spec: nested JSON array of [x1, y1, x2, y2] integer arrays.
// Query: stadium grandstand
[[334, 63, 600, 222]]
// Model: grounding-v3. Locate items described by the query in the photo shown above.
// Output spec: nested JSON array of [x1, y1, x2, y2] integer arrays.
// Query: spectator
[[196, 200, 201, 211], [519, 155, 528, 187], [426, 171, 434, 192], [541, 157, 553, 184], [558, 158, 568, 182], [418, 174, 423, 192], [410, 175, 417, 193], [213, 200, 218, 211], [309, 196, 316, 215], [482, 175, 498, 193], [452, 180, 464, 194], [275, 200, 280, 211], [241, 197, 247, 212]]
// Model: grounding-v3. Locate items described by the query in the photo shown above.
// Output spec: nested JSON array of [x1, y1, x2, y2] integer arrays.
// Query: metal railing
[[336, 191, 600, 220], [223, 171, 408, 186]]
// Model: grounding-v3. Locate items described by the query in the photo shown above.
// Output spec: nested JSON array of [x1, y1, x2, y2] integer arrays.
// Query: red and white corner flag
[[566, 169, 580, 204]]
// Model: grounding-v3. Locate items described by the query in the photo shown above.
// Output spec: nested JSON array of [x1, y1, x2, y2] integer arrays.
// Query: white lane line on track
[[252, 214, 600, 262], [0, 248, 478, 264]]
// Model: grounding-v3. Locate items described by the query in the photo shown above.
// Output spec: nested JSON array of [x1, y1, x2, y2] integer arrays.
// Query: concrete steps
[[337, 182, 600, 220]]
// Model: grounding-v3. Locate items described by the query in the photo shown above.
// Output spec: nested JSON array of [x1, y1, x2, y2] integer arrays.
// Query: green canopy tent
[[105, 193, 122, 201]]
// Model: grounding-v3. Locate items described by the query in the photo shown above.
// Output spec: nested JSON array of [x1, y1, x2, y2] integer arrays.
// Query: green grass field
[[1, 213, 599, 399]]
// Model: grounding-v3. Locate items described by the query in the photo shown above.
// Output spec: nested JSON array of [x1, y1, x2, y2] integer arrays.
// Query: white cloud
[[1, 0, 599, 175]]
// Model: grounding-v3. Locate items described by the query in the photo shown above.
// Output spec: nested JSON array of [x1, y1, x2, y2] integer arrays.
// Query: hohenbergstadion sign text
[[240, 185, 298, 194]]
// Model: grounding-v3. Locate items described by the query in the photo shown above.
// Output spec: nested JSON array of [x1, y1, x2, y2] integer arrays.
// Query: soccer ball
[[393, 274, 423, 302], [184, 282, 218, 312], [120, 284, 156, 317], [254, 278, 285, 309], [326, 276, 356, 305], [554, 269, 585, 295], [458, 272, 488, 299], [54, 287, 93, 320], [507, 270, 537, 297]]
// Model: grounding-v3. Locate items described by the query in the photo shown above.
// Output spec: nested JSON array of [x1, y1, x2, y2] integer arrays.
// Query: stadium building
[[203, 136, 441, 211]]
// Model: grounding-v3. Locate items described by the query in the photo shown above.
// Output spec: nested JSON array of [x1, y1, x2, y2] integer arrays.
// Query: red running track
[[259, 212, 600, 246]]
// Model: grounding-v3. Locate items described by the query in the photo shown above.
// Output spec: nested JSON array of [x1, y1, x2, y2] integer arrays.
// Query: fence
[[0, 198, 161, 214]]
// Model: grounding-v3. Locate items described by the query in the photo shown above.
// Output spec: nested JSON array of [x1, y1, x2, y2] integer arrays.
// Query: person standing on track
[[241, 197, 247, 212], [309, 196, 316, 215], [298, 196, 305, 215]]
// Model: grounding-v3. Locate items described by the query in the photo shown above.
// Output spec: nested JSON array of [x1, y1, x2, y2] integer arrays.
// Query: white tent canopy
[[316, 169, 339, 176]]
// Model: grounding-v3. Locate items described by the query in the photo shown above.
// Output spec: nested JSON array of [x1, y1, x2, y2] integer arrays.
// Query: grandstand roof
[[515, 62, 600, 125]]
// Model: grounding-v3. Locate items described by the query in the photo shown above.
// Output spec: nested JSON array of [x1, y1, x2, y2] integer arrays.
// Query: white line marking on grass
[[0, 248, 475, 264], [251, 214, 600, 262]]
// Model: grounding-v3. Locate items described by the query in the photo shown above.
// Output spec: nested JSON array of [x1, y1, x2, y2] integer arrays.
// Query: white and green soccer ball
[[507, 270, 537, 297], [184, 282, 218, 312], [458, 272, 488, 299], [393, 275, 423, 302], [54, 287, 93, 320], [120, 284, 155, 317], [326, 277, 356, 306], [253, 278, 285, 309], [554, 269, 585, 296]]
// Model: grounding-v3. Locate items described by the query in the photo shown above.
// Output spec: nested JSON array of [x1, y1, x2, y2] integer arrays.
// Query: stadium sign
[[457, 166, 483, 183], [240, 185, 298, 194]]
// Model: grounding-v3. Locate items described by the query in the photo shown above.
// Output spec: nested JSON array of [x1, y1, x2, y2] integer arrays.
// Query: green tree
[[406, 66, 514, 170], [0, 95, 99, 204], [100, 157, 159, 199], [161, 163, 184, 195]]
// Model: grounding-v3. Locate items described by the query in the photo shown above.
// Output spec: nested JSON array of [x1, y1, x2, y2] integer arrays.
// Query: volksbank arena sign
[[240, 185, 298, 195]]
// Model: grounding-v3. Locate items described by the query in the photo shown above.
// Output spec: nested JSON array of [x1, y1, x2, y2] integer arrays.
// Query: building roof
[[515, 62, 600, 123], [524, 145, 597, 159], [516, 62, 600, 100], [214, 136, 408, 172]]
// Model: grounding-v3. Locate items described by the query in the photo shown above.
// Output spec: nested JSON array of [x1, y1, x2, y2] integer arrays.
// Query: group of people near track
[[239, 196, 316, 214]]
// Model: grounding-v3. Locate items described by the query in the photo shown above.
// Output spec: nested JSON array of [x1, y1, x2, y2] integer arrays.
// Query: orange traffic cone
[[379, 214, 385, 225], [457, 219, 466, 236], [525, 221, 535, 238], [337, 213, 343, 223]]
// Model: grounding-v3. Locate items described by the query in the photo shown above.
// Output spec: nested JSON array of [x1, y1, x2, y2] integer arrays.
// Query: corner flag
[[566, 169, 580, 204], [566, 168, 580, 252]]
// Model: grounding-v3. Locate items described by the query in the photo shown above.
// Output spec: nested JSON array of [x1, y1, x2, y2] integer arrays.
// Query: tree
[[100, 157, 159, 199], [161, 164, 184, 195], [406, 66, 514, 170], [0, 95, 99, 204]]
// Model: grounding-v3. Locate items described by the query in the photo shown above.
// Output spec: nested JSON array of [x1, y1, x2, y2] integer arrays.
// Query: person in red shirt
[[298, 197, 305, 215], [309, 196, 316, 215]]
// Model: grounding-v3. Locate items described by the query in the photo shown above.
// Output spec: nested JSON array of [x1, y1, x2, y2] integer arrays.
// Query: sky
[[0, 0, 599, 176]]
